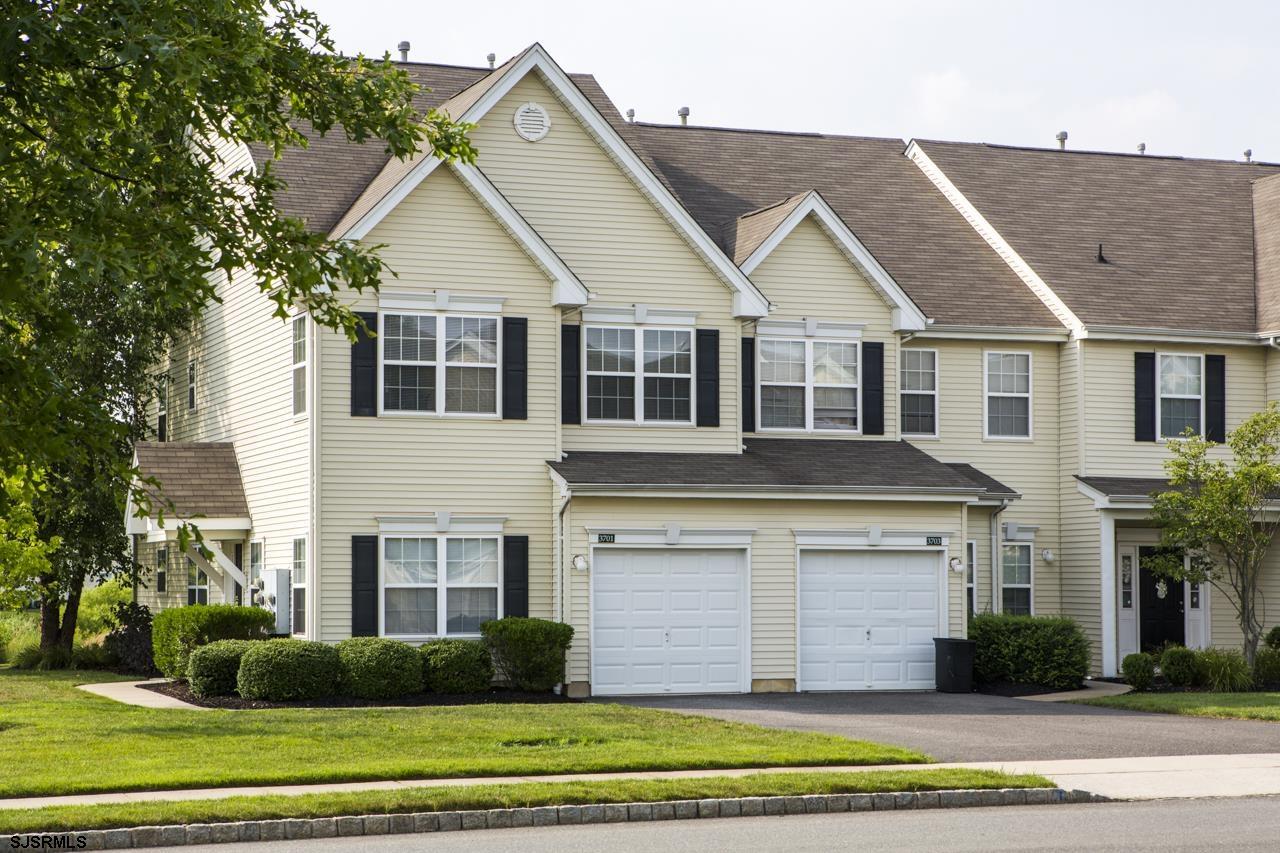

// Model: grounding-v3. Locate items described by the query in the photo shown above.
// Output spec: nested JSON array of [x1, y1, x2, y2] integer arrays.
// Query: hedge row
[[153, 605, 275, 679], [971, 613, 1090, 691], [1123, 644, 1280, 692]]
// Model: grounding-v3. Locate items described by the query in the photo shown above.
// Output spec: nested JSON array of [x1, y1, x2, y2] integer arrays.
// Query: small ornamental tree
[[1149, 404, 1280, 666]]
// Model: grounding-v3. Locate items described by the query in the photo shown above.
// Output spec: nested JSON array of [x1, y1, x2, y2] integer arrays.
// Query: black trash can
[[934, 637, 976, 693]]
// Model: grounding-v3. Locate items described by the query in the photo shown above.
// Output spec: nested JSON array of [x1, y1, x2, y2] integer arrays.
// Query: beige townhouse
[[127, 43, 1280, 694]]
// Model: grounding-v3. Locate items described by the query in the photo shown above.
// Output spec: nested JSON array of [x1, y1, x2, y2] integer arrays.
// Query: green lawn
[[0, 670, 927, 798], [1082, 691, 1280, 721], [0, 769, 1054, 835]]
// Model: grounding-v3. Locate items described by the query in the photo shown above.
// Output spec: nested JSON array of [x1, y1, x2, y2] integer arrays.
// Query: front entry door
[[1138, 546, 1185, 651]]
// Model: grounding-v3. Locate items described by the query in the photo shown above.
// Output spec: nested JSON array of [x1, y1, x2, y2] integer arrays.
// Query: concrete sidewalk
[[5, 753, 1280, 811], [76, 679, 209, 710]]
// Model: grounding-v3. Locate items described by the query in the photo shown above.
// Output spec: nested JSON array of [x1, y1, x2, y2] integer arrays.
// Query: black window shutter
[[351, 534, 378, 637], [156, 570, 166, 593], [351, 311, 378, 417], [742, 337, 756, 433], [1205, 354, 1226, 442], [503, 535, 529, 618], [695, 328, 720, 427], [1134, 352, 1156, 441], [501, 317, 528, 420], [862, 342, 884, 435], [561, 324, 581, 424]]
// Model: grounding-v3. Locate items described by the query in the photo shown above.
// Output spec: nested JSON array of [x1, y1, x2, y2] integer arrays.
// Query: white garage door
[[799, 550, 941, 691], [592, 548, 747, 696]]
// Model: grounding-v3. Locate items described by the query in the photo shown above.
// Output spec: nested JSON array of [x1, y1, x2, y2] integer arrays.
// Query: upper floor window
[[157, 377, 168, 442], [900, 349, 937, 436], [759, 338, 859, 432], [187, 360, 197, 412], [292, 316, 307, 416], [984, 352, 1031, 438], [1158, 353, 1203, 438], [382, 535, 500, 637], [380, 313, 498, 416], [585, 326, 692, 423]]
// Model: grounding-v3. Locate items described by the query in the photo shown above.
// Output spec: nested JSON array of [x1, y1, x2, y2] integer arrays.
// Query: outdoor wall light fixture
[[1041, 549, 1055, 563], [947, 557, 964, 572], [571, 554, 590, 571]]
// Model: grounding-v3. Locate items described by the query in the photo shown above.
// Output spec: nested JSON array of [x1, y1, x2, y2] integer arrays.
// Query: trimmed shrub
[[1265, 626, 1280, 651], [104, 602, 155, 675], [1159, 645, 1199, 688], [482, 617, 574, 692], [336, 637, 422, 699], [188, 639, 257, 697], [420, 639, 493, 694], [237, 639, 340, 701], [971, 613, 1090, 691], [1195, 648, 1254, 692], [152, 604, 275, 679], [1254, 647, 1280, 689], [1122, 652, 1156, 691]]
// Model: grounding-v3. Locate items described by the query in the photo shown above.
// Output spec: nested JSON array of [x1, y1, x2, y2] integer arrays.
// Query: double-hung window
[[900, 349, 938, 436], [291, 537, 306, 635], [291, 316, 307, 416], [382, 536, 500, 637], [1001, 543, 1032, 615], [1157, 353, 1203, 438], [985, 352, 1031, 438], [156, 547, 168, 594], [965, 540, 978, 615], [584, 327, 692, 423], [380, 314, 499, 415], [759, 338, 859, 431], [187, 360, 197, 412], [187, 561, 208, 606]]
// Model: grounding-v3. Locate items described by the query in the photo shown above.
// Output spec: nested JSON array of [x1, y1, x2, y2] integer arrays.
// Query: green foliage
[[188, 640, 258, 697], [70, 642, 118, 670], [1122, 653, 1156, 691], [236, 639, 340, 701], [970, 613, 1090, 690], [481, 618, 574, 692], [1194, 648, 1255, 692], [336, 637, 422, 699], [0, 469, 59, 610], [420, 639, 494, 694], [1265, 625, 1280, 650], [1253, 647, 1280, 689], [0, 611, 39, 663], [152, 605, 274, 679], [1159, 646, 1200, 688], [103, 602, 155, 675], [11, 643, 73, 671], [75, 581, 131, 639]]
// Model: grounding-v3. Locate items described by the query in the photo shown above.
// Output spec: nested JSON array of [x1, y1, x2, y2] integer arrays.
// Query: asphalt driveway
[[610, 691, 1280, 761]]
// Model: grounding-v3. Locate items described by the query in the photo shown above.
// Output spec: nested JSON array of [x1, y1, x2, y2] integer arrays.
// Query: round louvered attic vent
[[513, 102, 551, 142]]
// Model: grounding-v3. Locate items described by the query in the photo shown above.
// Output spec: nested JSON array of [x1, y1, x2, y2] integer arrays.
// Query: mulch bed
[[140, 680, 572, 710]]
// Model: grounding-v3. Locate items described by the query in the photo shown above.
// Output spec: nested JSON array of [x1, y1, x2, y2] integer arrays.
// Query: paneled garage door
[[592, 548, 747, 696], [799, 549, 941, 691]]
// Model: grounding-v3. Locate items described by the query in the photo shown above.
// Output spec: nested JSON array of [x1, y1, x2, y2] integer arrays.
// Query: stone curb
[[7, 788, 1105, 849]]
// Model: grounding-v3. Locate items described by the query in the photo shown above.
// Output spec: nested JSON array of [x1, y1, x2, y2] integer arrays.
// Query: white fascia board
[[342, 155, 446, 241], [739, 192, 927, 331], [559, 484, 979, 502], [584, 526, 757, 547], [793, 529, 952, 548], [905, 141, 1081, 335], [913, 324, 1070, 343], [1082, 325, 1263, 346]]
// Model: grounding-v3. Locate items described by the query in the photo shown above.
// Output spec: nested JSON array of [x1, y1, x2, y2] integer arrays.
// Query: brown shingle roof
[[1255, 174, 1280, 333], [916, 141, 1280, 334], [724, 192, 810, 266], [632, 124, 1061, 328], [134, 442, 249, 518]]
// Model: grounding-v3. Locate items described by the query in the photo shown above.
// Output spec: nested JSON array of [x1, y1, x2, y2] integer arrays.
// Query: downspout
[[554, 488, 571, 697], [990, 500, 1010, 613]]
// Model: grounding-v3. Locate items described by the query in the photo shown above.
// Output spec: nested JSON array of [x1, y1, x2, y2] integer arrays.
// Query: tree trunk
[[38, 594, 61, 651], [37, 573, 84, 653], [58, 581, 83, 651]]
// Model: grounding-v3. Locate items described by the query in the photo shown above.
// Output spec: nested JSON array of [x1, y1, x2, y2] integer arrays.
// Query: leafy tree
[[1149, 404, 1280, 666], [1, 1, 474, 647], [0, 468, 59, 611]]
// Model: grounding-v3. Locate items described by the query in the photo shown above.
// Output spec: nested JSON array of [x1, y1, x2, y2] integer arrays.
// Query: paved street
[[613, 691, 1280, 761], [177, 797, 1280, 852]]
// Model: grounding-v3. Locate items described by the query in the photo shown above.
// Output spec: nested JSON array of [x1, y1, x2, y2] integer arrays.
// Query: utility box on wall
[[263, 568, 292, 635]]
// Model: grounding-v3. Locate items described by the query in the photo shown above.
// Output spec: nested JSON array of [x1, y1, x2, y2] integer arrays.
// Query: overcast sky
[[305, 0, 1277, 162]]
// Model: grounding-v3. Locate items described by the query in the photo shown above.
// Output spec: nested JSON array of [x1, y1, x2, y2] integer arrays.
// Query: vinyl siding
[[745, 215, 898, 440], [563, 497, 968, 689], [134, 540, 232, 610], [316, 167, 560, 642], [1209, 545, 1280, 649], [465, 72, 740, 453]]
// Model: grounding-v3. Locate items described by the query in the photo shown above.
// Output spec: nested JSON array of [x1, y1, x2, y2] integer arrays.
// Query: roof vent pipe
[[1055, 130, 1068, 150], [487, 52, 496, 70], [678, 106, 690, 126], [626, 108, 635, 123], [397, 41, 410, 62], [1137, 142, 1146, 155], [1245, 148, 1253, 163]]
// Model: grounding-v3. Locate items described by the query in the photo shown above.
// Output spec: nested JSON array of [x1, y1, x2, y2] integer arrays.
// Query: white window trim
[[999, 541, 1034, 615], [377, 311, 502, 419], [291, 314, 308, 418], [983, 350, 1033, 441], [186, 359, 197, 413], [965, 539, 978, 615], [900, 348, 939, 438], [378, 534, 504, 640], [248, 538, 264, 606], [291, 536, 307, 636], [1155, 352, 1205, 441], [582, 324, 696, 426], [757, 337, 861, 434], [187, 560, 208, 605]]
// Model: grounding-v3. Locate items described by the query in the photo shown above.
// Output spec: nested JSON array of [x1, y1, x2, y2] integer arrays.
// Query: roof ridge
[[736, 191, 811, 221], [917, 138, 1280, 168], [634, 121, 905, 145]]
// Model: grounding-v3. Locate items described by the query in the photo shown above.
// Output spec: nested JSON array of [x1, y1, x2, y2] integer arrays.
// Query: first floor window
[[382, 536, 499, 636], [901, 349, 938, 436], [381, 313, 498, 415], [292, 316, 307, 416], [187, 360, 197, 411], [985, 352, 1030, 438], [187, 561, 208, 605], [585, 326, 692, 423], [1158, 353, 1203, 438], [965, 540, 977, 615], [248, 540, 264, 606], [291, 537, 307, 635], [1001, 543, 1032, 615], [759, 337, 859, 431]]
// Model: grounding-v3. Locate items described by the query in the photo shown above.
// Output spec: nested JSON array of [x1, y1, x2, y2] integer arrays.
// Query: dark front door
[[1138, 546, 1185, 651]]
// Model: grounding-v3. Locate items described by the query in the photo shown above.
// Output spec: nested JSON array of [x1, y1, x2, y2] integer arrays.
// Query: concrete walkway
[[6, 753, 1280, 811], [76, 679, 209, 710], [1016, 679, 1132, 703]]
